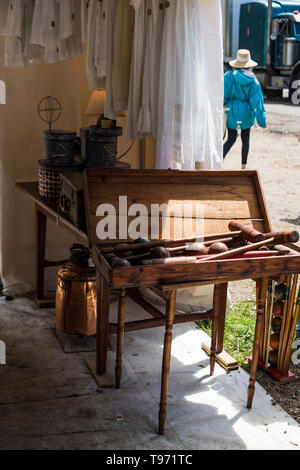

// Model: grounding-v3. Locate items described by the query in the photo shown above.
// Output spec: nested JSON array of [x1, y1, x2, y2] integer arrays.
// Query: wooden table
[[16, 182, 88, 307], [83, 169, 300, 418]]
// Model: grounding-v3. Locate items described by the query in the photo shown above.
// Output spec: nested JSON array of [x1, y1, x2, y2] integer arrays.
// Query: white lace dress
[[156, 0, 223, 170]]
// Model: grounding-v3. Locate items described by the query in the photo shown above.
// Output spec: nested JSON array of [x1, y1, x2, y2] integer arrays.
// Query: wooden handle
[[197, 237, 275, 263], [101, 231, 244, 254], [168, 237, 235, 254], [228, 221, 264, 243], [142, 256, 199, 265], [141, 247, 284, 265], [263, 231, 299, 244], [102, 240, 163, 254]]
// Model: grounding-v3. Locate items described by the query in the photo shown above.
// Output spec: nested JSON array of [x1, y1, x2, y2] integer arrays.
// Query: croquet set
[[255, 275, 300, 383], [83, 169, 300, 434]]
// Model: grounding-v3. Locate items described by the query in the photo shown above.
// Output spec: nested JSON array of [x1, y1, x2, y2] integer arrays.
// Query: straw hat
[[229, 49, 258, 69]]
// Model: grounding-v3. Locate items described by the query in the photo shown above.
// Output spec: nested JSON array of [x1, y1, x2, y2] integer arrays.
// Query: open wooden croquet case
[[83, 169, 300, 434]]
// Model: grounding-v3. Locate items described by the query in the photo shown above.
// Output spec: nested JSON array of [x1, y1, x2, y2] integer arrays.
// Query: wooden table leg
[[210, 284, 221, 376], [35, 204, 47, 301], [159, 289, 177, 435], [217, 283, 228, 354], [115, 289, 126, 389], [247, 278, 269, 409], [96, 272, 111, 376]]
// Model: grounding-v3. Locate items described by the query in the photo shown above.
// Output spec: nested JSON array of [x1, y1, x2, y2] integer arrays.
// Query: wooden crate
[[83, 169, 300, 288]]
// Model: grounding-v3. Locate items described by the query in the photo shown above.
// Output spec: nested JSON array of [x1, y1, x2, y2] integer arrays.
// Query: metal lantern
[[56, 245, 97, 336]]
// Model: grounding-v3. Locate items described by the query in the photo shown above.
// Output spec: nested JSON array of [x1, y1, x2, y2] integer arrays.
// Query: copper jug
[[56, 244, 97, 336]]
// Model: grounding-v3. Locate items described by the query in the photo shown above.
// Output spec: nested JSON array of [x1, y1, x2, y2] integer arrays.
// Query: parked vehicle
[[222, 0, 300, 99]]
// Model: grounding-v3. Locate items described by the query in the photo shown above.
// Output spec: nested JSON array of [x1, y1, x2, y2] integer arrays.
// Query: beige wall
[[0, 38, 156, 294]]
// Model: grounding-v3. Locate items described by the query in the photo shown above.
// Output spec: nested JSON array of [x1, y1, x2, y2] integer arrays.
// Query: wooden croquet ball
[[186, 242, 208, 256], [150, 246, 171, 259], [271, 317, 282, 332], [270, 333, 280, 350], [208, 242, 229, 254], [112, 257, 132, 268], [133, 238, 151, 253], [272, 300, 283, 317], [268, 350, 278, 367], [133, 237, 150, 244]]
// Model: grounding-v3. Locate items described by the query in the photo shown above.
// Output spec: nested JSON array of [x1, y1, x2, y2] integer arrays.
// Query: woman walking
[[223, 49, 267, 169]]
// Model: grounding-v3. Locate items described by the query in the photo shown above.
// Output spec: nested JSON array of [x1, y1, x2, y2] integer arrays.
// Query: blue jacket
[[224, 69, 267, 130]]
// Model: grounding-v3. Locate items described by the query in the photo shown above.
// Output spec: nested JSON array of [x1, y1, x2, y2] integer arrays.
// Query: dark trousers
[[223, 128, 251, 165]]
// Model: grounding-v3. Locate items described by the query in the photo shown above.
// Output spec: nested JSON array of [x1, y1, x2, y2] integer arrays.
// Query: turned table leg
[[35, 204, 47, 301], [159, 289, 177, 435], [96, 272, 111, 376], [210, 284, 222, 376], [247, 278, 269, 409], [217, 283, 228, 355], [115, 289, 126, 389]]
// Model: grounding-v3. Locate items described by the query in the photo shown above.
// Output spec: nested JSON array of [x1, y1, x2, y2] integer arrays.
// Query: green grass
[[197, 300, 257, 367]]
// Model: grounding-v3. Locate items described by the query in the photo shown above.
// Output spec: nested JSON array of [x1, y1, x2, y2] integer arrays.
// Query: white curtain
[[0, 37, 85, 295]]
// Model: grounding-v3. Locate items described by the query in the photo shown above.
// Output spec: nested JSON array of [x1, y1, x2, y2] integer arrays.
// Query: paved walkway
[[0, 296, 299, 450]]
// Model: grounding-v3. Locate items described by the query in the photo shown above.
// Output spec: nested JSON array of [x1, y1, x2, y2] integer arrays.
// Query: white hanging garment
[[136, 0, 165, 138], [59, 0, 83, 60], [0, 0, 10, 35], [156, 0, 223, 170], [42, 0, 63, 64], [150, 0, 165, 137], [5, 0, 23, 67], [31, 0, 44, 46], [197, 0, 223, 169], [111, 0, 134, 114], [5, 0, 42, 67], [94, 0, 108, 79], [31, 0, 63, 64], [81, 0, 90, 44], [86, 0, 97, 87], [103, 0, 118, 119], [127, 0, 146, 141], [59, 0, 74, 40], [86, 0, 105, 89], [137, 0, 153, 137]]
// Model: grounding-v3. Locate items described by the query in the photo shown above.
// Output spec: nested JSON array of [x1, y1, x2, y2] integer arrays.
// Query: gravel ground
[[223, 100, 300, 425]]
